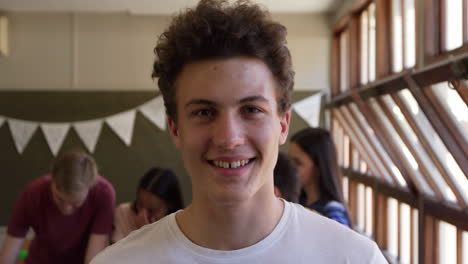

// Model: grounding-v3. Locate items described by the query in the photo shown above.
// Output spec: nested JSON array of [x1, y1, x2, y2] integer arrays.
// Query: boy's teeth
[[213, 159, 250, 168]]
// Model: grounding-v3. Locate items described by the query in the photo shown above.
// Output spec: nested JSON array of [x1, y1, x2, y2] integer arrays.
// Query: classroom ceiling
[[0, 0, 340, 15]]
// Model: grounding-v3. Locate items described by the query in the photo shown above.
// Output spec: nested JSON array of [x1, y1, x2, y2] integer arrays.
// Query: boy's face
[[168, 57, 290, 205], [51, 182, 89, 215]]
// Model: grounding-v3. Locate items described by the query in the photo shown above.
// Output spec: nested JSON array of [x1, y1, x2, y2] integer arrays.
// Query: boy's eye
[[190, 108, 216, 120], [196, 109, 212, 116], [243, 106, 262, 114]]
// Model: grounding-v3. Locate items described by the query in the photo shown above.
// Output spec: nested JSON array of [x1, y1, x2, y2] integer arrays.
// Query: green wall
[[0, 91, 321, 225]]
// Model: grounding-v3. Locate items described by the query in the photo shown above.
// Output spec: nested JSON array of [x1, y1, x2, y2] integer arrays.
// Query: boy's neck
[[175, 191, 284, 250]]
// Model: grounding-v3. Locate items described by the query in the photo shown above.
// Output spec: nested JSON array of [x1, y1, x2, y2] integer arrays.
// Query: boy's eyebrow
[[184, 99, 217, 109], [239, 95, 268, 104], [184, 95, 268, 109]]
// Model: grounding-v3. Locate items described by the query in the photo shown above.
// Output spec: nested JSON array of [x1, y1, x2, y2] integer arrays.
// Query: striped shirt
[[308, 200, 351, 227]]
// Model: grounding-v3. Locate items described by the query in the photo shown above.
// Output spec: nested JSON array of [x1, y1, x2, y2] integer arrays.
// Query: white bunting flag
[[292, 93, 322, 128], [41, 123, 70, 156], [0, 116, 4, 127], [73, 120, 103, 153], [139, 96, 166, 130], [8, 119, 38, 154], [106, 110, 136, 146]]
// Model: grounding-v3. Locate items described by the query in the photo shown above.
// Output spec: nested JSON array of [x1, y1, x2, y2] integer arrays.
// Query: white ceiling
[[0, 0, 339, 15]]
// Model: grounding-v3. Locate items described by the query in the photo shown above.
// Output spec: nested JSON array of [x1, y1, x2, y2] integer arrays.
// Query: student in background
[[112, 167, 183, 243], [288, 127, 351, 227], [273, 152, 300, 203], [0, 151, 115, 264]]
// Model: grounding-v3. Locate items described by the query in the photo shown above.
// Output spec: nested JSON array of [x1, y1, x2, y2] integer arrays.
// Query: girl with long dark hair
[[288, 128, 351, 227]]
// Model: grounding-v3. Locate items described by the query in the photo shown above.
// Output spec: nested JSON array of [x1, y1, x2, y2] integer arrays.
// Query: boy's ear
[[279, 111, 291, 145], [167, 117, 181, 148]]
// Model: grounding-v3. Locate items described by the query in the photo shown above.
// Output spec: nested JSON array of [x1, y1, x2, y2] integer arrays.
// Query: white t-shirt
[[92, 200, 388, 264]]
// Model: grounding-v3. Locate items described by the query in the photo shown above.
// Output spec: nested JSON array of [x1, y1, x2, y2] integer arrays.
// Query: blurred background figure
[[112, 167, 183, 243], [288, 128, 351, 227], [273, 152, 300, 203], [0, 150, 115, 264]]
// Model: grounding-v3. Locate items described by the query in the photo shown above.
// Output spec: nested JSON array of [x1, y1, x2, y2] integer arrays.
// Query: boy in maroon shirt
[[0, 151, 115, 264]]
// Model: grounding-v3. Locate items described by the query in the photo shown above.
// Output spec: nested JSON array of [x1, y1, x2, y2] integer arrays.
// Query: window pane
[[392, 0, 403, 72], [337, 124, 344, 166], [398, 89, 468, 204], [381, 95, 457, 202], [404, 0, 416, 68], [352, 148, 360, 171], [444, 0, 463, 51], [462, 231, 468, 264], [412, 209, 419, 264], [360, 160, 367, 174], [369, 3, 376, 82], [365, 186, 373, 236], [430, 82, 468, 143], [340, 107, 393, 182], [369, 98, 434, 196], [347, 104, 404, 185], [340, 30, 349, 93], [343, 176, 349, 202], [439, 221, 457, 264], [400, 203, 411, 264], [388, 197, 398, 257], [343, 135, 350, 167], [463, 231, 468, 264], [357, 183, 365, 231], [361, 10, 369, 84]]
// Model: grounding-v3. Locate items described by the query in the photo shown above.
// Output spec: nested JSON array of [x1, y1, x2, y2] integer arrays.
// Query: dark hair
[[132, 167, 184, 214], [274, 152, 300, 203], [152, 0, 294, 121], [290, 128, 345, 204]]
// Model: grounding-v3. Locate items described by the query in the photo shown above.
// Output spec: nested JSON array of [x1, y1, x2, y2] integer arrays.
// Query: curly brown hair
[[152, 0, 294, 121]]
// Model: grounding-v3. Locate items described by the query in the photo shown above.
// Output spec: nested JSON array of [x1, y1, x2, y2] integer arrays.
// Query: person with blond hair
[[0, 150, 115, 264]]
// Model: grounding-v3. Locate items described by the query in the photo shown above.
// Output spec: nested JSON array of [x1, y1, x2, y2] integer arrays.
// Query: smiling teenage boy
[[91, 0, 388, 263]]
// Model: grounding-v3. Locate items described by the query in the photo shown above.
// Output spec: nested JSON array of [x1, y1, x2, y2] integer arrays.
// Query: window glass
[[400, 87, 468, 203], [382, 95, 457, 202], [352, 148, 360, 171], [412, 209, 419, 264], [348, 103, 406, 186], [369, 98, 434, 196], [404, 0, 416, 68], [444, 0, 463, 51], [369, 3, 377, 82], [463, 231, 468, 264], [361, 10, 369, 84], [343, 135, 350, 167], [338, 107, 391, 181], [343, 176, 349, 202], [399, 203, 411, 264], [462, 231, 468, 264], [340, 30, 349, 93], [388, 197, 399, 257], [430, 82, 468, 144], [365, 186, 373, 236], [392, 0, 403, 72], [357, 183, 365, 231], [438, 221, 457, 264]]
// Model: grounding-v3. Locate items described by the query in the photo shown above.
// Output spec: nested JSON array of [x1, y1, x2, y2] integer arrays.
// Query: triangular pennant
[[106, 110, 136, 146], [292, 93, 322, 127], [8, 119, 38, 154], [139, 96, 166, 130], [0, 116, 5, 127], [73, 120, 103, 153], [41, 123, 71, 156]]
